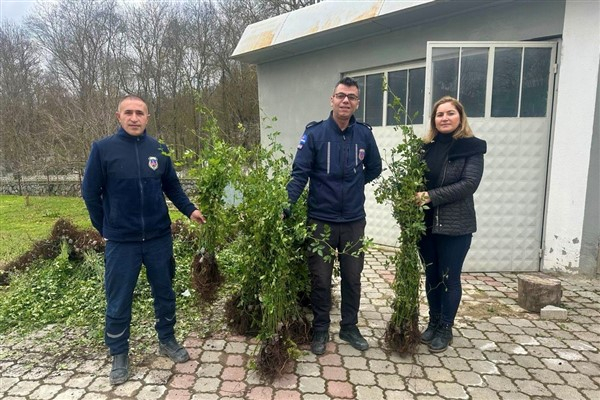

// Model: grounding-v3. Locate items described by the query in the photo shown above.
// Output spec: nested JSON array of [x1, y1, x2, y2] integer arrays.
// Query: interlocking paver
[[137, 384, 167, 400], [298, 376, 325, 393], [355, 385, 384, 400], [326, 380, 354, 398], [2, 248, 600, 400], [424, 367, 453, 382], [514, 379, 553, 396], [28, 384, 63, 400], [435, 382, 468, 399]]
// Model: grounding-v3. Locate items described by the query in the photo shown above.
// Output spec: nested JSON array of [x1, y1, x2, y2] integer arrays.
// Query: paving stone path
[[2, 248, 599, 399]]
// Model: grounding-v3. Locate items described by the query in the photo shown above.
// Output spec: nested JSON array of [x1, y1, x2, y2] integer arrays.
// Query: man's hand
[[281, 207, 291, 220], [190, 209, 206, 224], [415, 191, 430, 207]]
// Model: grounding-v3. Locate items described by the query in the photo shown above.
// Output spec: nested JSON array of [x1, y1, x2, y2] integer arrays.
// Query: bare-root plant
[[375, 92, 427, 354]]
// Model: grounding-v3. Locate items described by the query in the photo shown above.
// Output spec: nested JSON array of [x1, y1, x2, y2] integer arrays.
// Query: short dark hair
[[116, 94, 148, 112], [335, 76, 360, 92]]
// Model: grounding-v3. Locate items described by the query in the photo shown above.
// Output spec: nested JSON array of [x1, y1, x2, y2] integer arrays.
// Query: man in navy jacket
[[287, 77, 382, 355], [82, 95, 205, 385]]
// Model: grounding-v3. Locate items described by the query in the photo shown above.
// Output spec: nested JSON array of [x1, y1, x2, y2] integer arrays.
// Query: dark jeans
[[419, 232, 472, 326], [104, 234, 176, 355], [308, 218, 366, 332]]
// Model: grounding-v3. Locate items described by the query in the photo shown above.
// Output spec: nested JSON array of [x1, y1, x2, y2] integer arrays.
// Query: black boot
[[110, 353, 129, 385], [420, 314, 441, 344], [311, 330, 329, 355], [429, 323, 453, 353], [159, 338, 190, 363]]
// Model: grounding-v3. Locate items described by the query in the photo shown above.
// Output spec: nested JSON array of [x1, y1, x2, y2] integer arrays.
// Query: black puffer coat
[[424, 136, 487, 236]]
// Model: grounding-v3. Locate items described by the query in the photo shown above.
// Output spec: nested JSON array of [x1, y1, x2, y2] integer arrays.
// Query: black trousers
[[419, 232, 472, 326], [307, 218, 366, 332]]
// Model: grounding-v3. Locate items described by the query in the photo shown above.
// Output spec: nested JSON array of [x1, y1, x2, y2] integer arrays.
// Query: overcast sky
[[1, 0, 38, 23]]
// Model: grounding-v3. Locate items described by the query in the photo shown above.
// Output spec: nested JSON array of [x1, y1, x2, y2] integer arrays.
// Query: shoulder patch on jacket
[[297, 133, 308, 149], [305, 120, 323, 129]]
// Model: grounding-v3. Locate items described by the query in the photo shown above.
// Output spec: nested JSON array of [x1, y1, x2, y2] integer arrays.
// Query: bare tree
[[1, 0, 319, 181], [0, 22, 42, 181], [26, 0, 122, 173]]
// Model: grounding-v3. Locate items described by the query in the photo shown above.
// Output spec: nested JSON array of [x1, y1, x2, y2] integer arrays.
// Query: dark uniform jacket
[[424, 136, 487, 236], [82, 128, 196, 242], [287, 113, 382, 223]]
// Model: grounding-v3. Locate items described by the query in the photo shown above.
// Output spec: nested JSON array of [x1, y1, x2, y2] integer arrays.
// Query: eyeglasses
[[333, 92, 360, 102]]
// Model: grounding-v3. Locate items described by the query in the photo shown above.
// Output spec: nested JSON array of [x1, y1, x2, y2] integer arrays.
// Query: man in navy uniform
[[82, 95, 206, 385], [286, 77, 382, 355]]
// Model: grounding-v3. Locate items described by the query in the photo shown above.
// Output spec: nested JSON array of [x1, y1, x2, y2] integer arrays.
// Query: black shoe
[[311, 330, 329, 355], [420, 314, 441, 344], [339, 326, 369, 351], [429, 323, 453, 353], [159, 338, 190, 363], [110, 353, 129, 385]]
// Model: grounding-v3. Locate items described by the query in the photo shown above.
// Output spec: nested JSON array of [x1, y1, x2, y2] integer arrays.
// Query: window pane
[[365, 73, 384, 126], [351, 75, 365, 122], [432, 47, 459, 107], [492, 47, 522, 117], [521, 48, 551, 117], [387, 70, 407, 125], [408, 67, 425, 124], [459, 48, 488, 117]]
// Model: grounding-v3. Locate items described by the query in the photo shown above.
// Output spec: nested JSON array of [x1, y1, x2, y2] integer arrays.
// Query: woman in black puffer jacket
[[416, 96, 487, 353]]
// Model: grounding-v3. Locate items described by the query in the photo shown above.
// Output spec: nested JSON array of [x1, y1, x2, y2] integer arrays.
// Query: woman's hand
[[415, 191, 430, 207]]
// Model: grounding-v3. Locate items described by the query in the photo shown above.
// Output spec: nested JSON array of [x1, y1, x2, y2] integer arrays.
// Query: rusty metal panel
[[232, 0, 435, 61]]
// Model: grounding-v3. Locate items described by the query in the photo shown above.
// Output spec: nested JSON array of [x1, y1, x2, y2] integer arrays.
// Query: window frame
[[346, 60, 426, 127], [424, 41, 557, 120]]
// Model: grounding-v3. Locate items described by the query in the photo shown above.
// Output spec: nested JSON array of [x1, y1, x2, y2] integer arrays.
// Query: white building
[[232, 0, 599, 275]]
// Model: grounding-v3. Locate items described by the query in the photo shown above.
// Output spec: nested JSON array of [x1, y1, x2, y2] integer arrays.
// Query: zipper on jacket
[[435, 158, 450, 228], [340, 135, 349, 219], [135, 139, 146, 240], [327, 142, 331, 174]]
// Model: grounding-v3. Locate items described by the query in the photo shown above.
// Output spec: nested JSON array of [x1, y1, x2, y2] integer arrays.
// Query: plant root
[[256, 332, 291, 382], [224, 293, 261, 336], [50, 218, 104, 259], [191, 252, 223, 302], [384, 314, 421, 354], [283, 316, 311, 346], [2, 218, 104, 285]]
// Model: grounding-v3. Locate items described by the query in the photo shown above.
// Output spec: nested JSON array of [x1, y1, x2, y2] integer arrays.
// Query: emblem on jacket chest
[[148, 156, 158, 171]]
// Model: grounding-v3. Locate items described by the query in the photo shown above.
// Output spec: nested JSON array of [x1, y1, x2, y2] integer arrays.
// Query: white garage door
[[423, 41, 558, 272]]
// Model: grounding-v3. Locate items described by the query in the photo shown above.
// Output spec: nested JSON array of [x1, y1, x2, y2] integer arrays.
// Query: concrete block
[[517, 274, 562, 312], [540, 305, 568, 320]]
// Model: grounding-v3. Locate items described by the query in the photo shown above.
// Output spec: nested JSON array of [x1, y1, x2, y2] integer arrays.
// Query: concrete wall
[[254, 0, 600, 274], [257, 0, 566, 154], [542, 0, 600, 274], [0, 179, 198, 197]]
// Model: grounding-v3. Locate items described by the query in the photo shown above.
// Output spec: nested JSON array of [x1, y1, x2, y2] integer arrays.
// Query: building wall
[[255, 0, 598, 273], [580, 63, 600, 276], [542, 0, 600, 274], [257, 1, 566, 154]]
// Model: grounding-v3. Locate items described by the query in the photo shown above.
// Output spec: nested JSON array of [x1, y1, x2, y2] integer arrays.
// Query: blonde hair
[[424, 96, 474, 143]]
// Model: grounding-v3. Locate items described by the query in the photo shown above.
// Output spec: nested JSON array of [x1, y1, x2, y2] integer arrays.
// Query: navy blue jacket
[[82, 128, 197, 242], [287, 113, 382, 223]]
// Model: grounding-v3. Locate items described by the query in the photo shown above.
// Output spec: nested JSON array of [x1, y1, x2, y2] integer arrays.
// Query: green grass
[[0, 194, 227, 351], [0, 195, 92, 267]]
